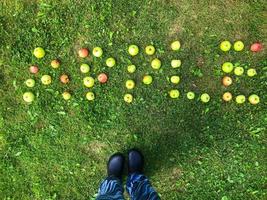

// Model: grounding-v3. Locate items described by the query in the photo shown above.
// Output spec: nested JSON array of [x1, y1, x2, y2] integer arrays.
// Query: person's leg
[[126, 149, 160, 200], [96, 153, 125, 200]]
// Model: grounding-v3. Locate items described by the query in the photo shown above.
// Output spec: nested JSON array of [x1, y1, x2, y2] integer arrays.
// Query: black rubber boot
[[128, 148, 144, 174], [107, 153, 125, 179]]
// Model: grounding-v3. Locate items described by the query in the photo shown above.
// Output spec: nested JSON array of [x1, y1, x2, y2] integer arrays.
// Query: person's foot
[[107, 153, 125, 179], [128, 148, 144, 174]]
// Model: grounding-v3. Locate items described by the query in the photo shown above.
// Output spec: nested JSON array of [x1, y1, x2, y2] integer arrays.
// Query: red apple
[[29, 65, 39, 74], [60, 74, 69, 84], [250, 43, 263, 52], [98, 73, 108, 83], [78, 48, 89, 58], [222, 76, 232, 87]]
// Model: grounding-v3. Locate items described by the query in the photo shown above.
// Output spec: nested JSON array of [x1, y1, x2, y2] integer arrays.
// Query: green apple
[[171, 59, 182, 68], [235, 95, 246, 104], [41, 75, 52, 85], [80, 64, 90, 73], [106, 57, 116, 67], [143, 75, 153, 85], [128, 45, 139, 56], [200, 93, 210, 103], [248, 94, 260, 105], [124, 93, 133, 103], [125, 80, 135, 89], [23, 92, 35, 103], [93, 47, 103, 57], [62, 92, 71, 100], [169, 89, 180, 99], [127, 65, 136, 73], [187, 91, 195, 100], [234, 66, 244, 76], [170, 75, 180, 84], [222, 62, 234, 73], [151, 58, 161, 69], [247, 68, 257, 77], [83, 77, 95, 88], [145, 45, 155, 55], [220, 41, 231, 52], [222, 92, 232, 102], [25, 79, 35, 88], [33, 47, 45, 58], [86, 92, 95, 101], [234, 41, 244, 51], [171, 41, 181, 51]]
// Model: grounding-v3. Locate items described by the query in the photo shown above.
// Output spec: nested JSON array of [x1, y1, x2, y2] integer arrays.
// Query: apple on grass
[[98, 73, 108, 83], [145, 45, 155, 55], [128, 45, 139, 56], [170, 76, 180, 84], [127, 65, 136, 73], [125, 80, 135, 89], [171, 41, 181, 51], [169, 89, 180, 99], [93, 47, 103, 57], [247, 68, 257, 77], [233, 41, 244, 51], [83, 77, 95, 88], [51, 59, 60, 68], [78, 48, 89, 58], [25, 79, 35, 88], [29, 65, 39, 74], [220, 41, 231, 52], [106, 57, 116, 67], [80, 64, 90, 73], [124, 94, 133, 103], [60, 74, 69, 84], [151, 58, 161, 69], [222, 76, 233, 87], [171, 60, 182, 68], [23, 92, 35, 103], [200, 93, 210, 103], [41, 75, 52, 85], [186, 92, 195, 100], [248, 94, 260, 105], [33, 47, 45, 58], [222, 62, 234, 73], [62, 92, 71, 100], [236, 95, 246, 104], [86, 92, 95, 101], [234, 67, 244, 76], [250, 43, 263, 52], [143, 75, 153, 85], [222, 92, 232, 102]]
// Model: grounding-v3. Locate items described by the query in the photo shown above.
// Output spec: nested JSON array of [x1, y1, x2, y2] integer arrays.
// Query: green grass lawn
[[0, 0, 267, 199]]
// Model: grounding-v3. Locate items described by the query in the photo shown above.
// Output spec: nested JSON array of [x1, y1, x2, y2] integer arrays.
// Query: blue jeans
[[96, 173, 160, 200]]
